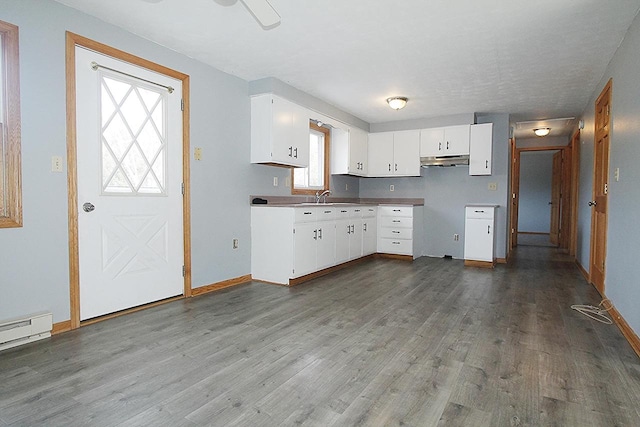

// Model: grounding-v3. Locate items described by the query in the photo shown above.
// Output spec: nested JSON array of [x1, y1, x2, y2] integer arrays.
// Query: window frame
[[291, 121, 330, 195], [0, 19, 22, 228]]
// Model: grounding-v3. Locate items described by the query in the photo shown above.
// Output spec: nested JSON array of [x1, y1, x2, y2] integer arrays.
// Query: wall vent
[[0, 312, 52, 352]]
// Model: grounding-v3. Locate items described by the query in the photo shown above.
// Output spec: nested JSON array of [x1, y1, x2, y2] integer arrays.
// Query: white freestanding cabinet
[[377, 205, 424, 258], [251, 94, 310, 167], [469, 123, 493, 176], [331, 127, 368, 176], [420, 125, 470, 157], [367, 130, 420, 177], [464, 205, 497, 267]]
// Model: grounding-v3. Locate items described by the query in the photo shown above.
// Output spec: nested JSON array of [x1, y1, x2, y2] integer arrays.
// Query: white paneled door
[[75, 47, 184, 321]]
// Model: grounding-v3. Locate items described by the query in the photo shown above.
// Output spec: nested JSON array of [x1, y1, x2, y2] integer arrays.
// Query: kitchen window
[[0, 19, 22, 228], [291, 122, 329, 194]]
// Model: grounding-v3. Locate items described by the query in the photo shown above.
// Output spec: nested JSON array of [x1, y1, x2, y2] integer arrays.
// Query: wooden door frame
[[509, 138, 518, 250], [65, 32, 192, 329], [512, 145, 572, 250], [569, 130, 580, 257], [588, 79, 612, 293]]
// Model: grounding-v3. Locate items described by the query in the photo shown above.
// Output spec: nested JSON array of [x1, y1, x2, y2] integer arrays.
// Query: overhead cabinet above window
[[331, 126, 368, 176], [251, 94, 310, 167]]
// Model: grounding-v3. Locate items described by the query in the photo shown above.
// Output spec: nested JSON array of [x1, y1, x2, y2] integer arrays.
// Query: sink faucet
[[315, 190, 331, 204]]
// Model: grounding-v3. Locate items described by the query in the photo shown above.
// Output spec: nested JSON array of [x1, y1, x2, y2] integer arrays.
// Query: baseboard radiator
[[0, 312, 52, 352]]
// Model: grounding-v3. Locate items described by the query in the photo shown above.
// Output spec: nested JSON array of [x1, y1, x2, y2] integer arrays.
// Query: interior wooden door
[[509, 139, 519, 249], [589, 79, 612, 294], [549, 151, 562, 246]]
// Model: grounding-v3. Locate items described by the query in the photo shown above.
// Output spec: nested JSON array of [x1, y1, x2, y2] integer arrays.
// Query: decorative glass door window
[[100, 73, 167, 195]]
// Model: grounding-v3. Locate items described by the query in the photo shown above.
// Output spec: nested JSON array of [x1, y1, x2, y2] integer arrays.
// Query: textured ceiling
[[55, 0, 640, 135]]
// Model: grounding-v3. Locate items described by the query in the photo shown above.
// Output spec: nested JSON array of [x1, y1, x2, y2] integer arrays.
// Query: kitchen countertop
[[250, 195, 424, 206]]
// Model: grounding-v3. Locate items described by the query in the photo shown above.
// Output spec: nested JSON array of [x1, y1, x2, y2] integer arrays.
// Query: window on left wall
[[291, 122, 330, 195], [0, 19, 22, 228]]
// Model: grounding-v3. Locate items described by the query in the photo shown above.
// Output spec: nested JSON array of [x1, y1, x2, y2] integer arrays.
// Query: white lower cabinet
[[362, 206, 378, 256], [464, 205, 497, 265], [251, 204, 377, 285], [377, 205, 424, 258]]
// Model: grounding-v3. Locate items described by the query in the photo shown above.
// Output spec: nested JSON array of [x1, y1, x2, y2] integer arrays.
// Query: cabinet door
[[420, 127, 444, 157], [335, 218, 351, 264], [362, 217, 377, 256], [443, 125, 470, 156], [349, 218, 363, 260], [293, 223, 318, 277], [271, 96, 295, 164], [290, 102, 310, 167], [393, 130, 420, 176], [349, 127, 368, 176], [464, 218, 493, 262], [469, 123, 493, 175], [367, 132, 394, 176], [316, 222, 336, 270]]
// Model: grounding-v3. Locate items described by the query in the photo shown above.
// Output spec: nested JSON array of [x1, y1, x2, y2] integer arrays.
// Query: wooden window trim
[[0, 19, 22, 228], [291, 122, 330, 195]]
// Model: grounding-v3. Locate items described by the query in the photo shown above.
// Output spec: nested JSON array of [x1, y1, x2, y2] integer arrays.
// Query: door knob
[[588, 200, 597, 207], [83, 202, 95, 212]]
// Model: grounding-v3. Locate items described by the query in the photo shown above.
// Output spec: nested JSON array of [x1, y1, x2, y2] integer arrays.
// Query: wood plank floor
[[1, 246, 640, 426]]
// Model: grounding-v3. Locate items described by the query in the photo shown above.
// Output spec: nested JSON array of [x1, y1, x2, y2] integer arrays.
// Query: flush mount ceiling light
[[534, 128, 551, 137], [386, 97, 408, 110]]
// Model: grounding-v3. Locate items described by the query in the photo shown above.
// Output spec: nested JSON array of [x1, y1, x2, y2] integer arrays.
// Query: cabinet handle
[[474, 210, 485, 213], [438, 142, 442, 151], [388, 163, 391, 172], [318, 228, 322, 239], [392, 231, 400, 234], [392, 209, 401, 212], [395, 163, 398, 171], [487, 225, 491, 234], [289, 146, 292, 157], [363, 223, 367, 232], [392, 241, 400, 245], [347, 224, 351, 234], [392, 220, 401, 223], [485, 160, 489, 169], [304, 211, 313, 215], [293, 147, 298, 158], [324, 210, 331, 214], [350, 224, 355, 233], [314, 229, 317, 240], [446, 141, 450, 150]]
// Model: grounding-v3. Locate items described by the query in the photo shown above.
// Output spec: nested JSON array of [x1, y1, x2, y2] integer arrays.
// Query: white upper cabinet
[[469, 123, 493, 176], [368, 130, 420, 177], [420, 124, 470, 157], [251, 94, 310, 167], [331, 126, 368, 176]]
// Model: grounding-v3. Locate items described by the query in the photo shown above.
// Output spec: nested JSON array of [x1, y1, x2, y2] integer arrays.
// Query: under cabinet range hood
[[420, 155, 470, 167]]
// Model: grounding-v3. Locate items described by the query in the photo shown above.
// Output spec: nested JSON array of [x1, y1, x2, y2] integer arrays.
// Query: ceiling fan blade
[[239, 0, 281, 29]]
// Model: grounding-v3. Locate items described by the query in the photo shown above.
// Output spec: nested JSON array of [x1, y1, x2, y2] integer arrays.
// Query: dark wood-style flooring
[[1, 247, 640, 426]]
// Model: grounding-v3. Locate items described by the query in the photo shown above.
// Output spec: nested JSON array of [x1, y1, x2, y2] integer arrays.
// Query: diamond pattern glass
[[100, 74, 166, 195]]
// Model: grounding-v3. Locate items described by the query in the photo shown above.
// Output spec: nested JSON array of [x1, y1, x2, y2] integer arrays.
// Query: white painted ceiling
[[55, 0, 640, 137]]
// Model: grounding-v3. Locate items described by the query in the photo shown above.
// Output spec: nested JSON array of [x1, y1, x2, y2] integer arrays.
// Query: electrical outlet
[[194, 147, 202, 161], [273, 177, 278, 187], [488, 182, 497, 191], [285, 176, 291, 187], [454, 234, 459, 241], [390, 184, 395, 192], [345, 183, 348, 191], [51, 156, 63, 172], [232, 238, 239, 249]]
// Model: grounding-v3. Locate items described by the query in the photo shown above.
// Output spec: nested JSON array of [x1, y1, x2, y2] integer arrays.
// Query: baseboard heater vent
[[0, 312, 52, 352]]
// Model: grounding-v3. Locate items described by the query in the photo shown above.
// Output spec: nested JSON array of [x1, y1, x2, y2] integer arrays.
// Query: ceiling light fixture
[[387, 97, 408, 110], [534, 128, 551, 137]]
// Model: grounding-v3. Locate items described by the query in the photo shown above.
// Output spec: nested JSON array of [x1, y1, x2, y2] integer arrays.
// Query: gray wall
[[518, 151, 555, 233], [577, 10, 640, 337], [359, 113, 510, 260]]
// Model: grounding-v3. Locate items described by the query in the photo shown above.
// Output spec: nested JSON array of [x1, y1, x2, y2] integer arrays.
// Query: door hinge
[[604, 183, 608, 195], [182, 265, 185, 277], [181, 182, 185, 195], [181, 99, 184, 111], [293, 228, 295, 234]]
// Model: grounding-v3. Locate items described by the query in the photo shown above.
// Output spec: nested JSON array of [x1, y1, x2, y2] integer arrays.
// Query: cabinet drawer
[[317, 207, 335, 221], [294, 207, 317, 223], [351, 207, 363, 218], [379, 227, 412, 239], [362, 206, 377, 218], [379, 216, 413, 228], [465, 206, 495, 219], [378, 206, 413, 218], [335, 207, 351, 218], [378, 238, 413, 255]]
